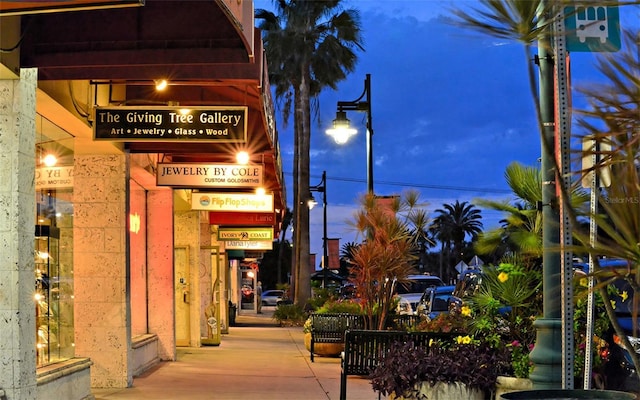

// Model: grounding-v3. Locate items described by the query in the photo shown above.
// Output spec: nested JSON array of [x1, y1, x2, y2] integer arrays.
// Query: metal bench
[[309, 313, 363, 362], [339, 329, 455, 400]]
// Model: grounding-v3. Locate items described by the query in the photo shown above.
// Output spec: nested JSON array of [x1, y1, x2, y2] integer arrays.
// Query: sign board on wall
[[209, 212, 274, 226], [0, 0, 143, 16], [36, 166, 73, 190], [94, 106, 247, 142], [217, 227, 273, 241], [224, 240, 273, 250], [191, 192, 273, 212], [157, 163, 263, 188]]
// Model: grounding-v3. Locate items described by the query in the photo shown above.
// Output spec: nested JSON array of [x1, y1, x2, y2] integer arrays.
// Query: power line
[[286, 171, 512, 195]]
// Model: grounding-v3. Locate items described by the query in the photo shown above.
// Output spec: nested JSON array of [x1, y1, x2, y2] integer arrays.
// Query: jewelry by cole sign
[[157, 163, 263, 188], [93, 106, 247, 142]]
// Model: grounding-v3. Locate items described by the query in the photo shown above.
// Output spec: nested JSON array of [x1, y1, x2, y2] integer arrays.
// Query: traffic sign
[[564, 3, 621, 52]]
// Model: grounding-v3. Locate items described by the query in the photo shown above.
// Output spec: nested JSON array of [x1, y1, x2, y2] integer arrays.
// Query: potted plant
[[347, 191, 432, 330], [370, 336, 507, 399]]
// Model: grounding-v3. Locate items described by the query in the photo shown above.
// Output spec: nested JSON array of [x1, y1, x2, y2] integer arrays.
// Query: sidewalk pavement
[[92, 309, 380, 400]]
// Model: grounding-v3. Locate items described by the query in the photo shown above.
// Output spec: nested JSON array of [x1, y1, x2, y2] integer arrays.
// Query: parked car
[[395, 274, 445, 315], [260, 289, 284, 306], [416, 285, 455, 319]]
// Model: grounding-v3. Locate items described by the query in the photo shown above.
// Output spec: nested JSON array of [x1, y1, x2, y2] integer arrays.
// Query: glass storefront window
[[35, 115, 75, 367]]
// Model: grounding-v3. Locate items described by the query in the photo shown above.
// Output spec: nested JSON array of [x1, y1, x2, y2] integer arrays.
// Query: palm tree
[[567, 29, 640, 379], [430, 213, 453, 279], [475, 162, 590, 270], [339, 241, 359, 278], [451, 1, 640, 383], [432, 201, 483, 280], [256, 0, 363, 305]]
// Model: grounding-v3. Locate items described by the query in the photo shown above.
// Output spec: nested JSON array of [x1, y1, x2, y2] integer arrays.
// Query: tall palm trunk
[[294, 69, 312, 304], [292, 85, 301, 299]]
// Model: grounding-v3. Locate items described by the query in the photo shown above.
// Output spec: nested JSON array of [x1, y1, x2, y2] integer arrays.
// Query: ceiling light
[[236, 151, 250, 165], [155, 79, 168, 91], [42, 154, 57, 167]]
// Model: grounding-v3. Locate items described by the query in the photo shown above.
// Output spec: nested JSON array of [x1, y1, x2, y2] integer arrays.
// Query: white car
[[395, 275, 445, 315], [261, 290, 284, 306]]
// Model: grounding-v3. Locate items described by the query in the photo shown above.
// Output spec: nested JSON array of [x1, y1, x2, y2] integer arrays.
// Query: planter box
[[500, 389, 636, 399], [391, 382, 483, 400], [495, 376, 532, 399], [304, 332, 343, 357]]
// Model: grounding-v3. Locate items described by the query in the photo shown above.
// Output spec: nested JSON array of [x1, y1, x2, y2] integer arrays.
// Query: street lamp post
[[326, 74, 374, 194], [309, 171, 328, 288]]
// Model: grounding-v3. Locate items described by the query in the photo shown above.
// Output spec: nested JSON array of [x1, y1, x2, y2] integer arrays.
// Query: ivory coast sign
[[217, 227, 273, 242]]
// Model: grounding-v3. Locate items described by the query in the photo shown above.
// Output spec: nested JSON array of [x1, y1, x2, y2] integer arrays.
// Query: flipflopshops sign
[[93, 106, 247, 142]]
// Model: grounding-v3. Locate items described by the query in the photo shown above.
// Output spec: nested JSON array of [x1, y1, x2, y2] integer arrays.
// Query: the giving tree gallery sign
[[94, 106, 247, 142]]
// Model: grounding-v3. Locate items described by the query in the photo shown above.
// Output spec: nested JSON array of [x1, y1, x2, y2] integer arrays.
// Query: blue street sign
[[564, 4, 621, 52]]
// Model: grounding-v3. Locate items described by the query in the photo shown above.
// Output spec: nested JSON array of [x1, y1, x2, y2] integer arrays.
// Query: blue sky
[[254, 0, 640, 264]]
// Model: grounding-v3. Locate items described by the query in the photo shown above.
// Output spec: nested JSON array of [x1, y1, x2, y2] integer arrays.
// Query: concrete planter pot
[[500, 389, 636, 399], [495, 376, 532, 399], [391, 381, 484, 400], [303, 332, 343, 357]]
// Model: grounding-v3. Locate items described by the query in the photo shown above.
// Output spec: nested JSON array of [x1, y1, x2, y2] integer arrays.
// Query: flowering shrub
[[465, 263, 541, 378], [303, 317, 312, 334], [370, 338, 507, 398], [415, 306, 469, 333], [508, 340, 534, 379], [573, 273, 613, 384]]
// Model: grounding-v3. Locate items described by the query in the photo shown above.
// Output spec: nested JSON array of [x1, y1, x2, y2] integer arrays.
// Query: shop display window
[[35, 114, 75, 367]]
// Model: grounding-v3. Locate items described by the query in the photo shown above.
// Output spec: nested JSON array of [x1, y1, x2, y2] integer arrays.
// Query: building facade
[[0, 1, 285, 399]]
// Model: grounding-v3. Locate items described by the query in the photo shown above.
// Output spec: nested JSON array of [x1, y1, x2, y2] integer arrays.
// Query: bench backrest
[[343, 330, 457, 376], [310, 313, 364, 334]]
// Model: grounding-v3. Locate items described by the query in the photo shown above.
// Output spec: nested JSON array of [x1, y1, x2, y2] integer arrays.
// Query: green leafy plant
[[464, 263, 541, 378], [507, 340, 534, 379], [573, 273, 614, 385], [272, 303, 306, 327], [315, 298, 363, 315], [370, 338, 507, 399]]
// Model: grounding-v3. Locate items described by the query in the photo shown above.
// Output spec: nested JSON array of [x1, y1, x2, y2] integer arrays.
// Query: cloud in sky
[[256, 0, 640, 263]]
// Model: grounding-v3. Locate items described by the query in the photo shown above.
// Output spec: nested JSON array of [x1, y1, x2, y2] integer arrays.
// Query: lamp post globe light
[[309, 171, 328, 288], [326, 74, 374, 195]]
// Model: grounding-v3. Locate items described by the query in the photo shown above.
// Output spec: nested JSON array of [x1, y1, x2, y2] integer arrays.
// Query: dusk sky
[[254, 0, 640, 265]]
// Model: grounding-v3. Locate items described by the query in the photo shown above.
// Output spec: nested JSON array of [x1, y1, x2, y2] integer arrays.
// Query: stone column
[[0, 69, 38, 399], [174, 210, 202, 346], [73, 153, 131, 388], [147, 188, 175, 360]]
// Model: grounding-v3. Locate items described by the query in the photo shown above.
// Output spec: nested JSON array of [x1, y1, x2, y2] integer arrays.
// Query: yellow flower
[[429, 338, 435, 347], [456, 335, 472, 344], [580, 278, 588, 287], [461, 306, 472, 317], [610, 300, 617, 310], [498, 272, 509, 283], [621, 291, 629, 302]]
